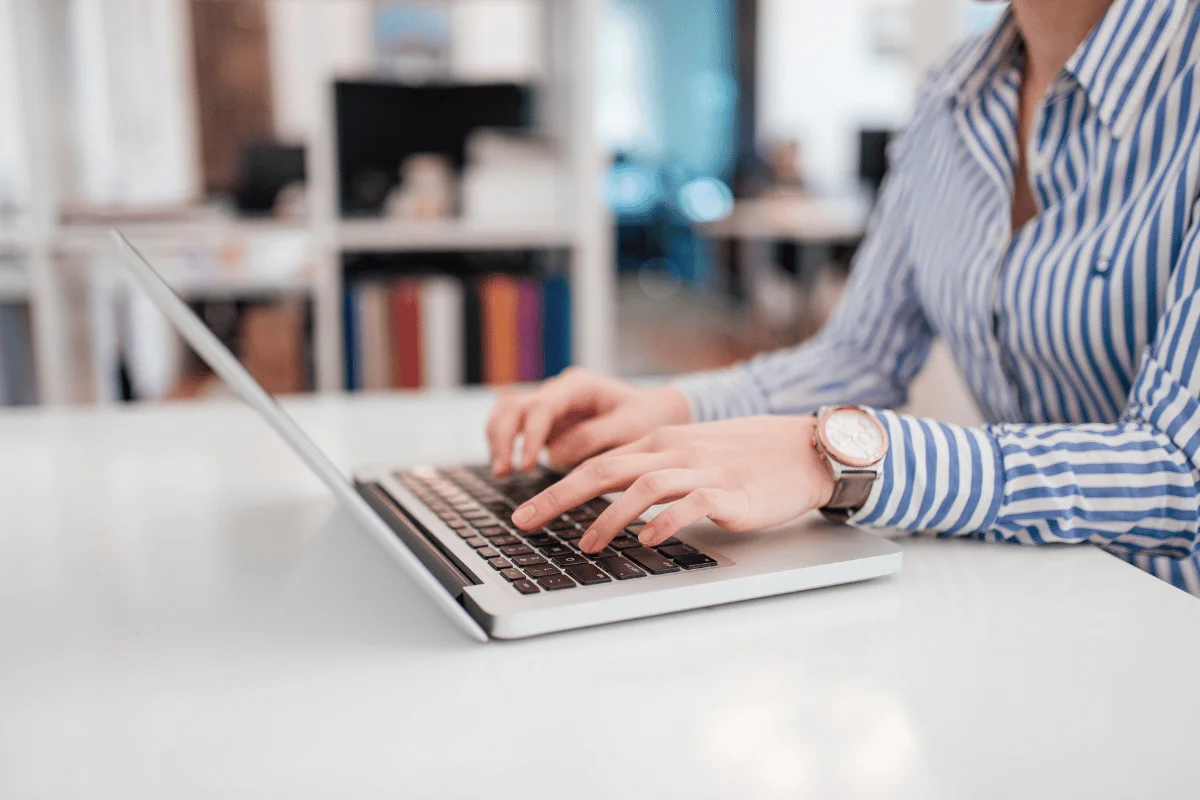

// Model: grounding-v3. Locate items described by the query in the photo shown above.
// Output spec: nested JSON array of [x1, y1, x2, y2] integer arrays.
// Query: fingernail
[[579, 533, 597, 552], [638, 530, 653, 545], [511, 505, 534, 527]]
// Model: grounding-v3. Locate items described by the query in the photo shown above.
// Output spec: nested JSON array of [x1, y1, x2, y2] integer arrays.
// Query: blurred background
[[0, 0, 1002, 411]]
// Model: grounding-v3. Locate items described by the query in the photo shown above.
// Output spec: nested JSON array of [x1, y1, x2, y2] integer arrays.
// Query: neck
[[1010, 0, 1115, 84]]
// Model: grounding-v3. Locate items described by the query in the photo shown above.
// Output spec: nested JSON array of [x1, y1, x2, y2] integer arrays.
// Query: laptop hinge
[[355, 480, 481, 598]]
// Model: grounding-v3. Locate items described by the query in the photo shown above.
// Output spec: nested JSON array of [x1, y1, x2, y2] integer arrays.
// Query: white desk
[[700, 194, 872, 244], [3, 392, 1200, 799]]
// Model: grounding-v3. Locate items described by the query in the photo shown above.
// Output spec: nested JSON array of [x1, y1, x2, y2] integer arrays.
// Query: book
[[358, 282, 392, 391], [462, 280, 483, 385], [240, 300, 306, 395], [390, 279, 423, 389], [343, 287, 360, 391], [0, 303, 37, 406], [516, 278, 542, 382], [542, 273, 571, 378], [481, 274, 520, 385], [420, 276, 464, 389]]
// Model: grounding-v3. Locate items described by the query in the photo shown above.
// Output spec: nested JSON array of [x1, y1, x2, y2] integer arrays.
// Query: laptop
[[111, 230, 902, 641]]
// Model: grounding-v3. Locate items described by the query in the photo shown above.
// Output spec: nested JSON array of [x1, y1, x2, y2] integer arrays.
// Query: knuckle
[[635, 472, 665, 496], [587, 458, 613, 482]]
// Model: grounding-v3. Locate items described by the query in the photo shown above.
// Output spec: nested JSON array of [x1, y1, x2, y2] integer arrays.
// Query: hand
[[509, 416, 837, 552], [485, 367, 692, 476]]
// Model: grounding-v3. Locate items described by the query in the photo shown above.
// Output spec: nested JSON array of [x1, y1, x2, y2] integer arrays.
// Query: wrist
[[798, 416, 837, 507], [649, 385, 694, 426]]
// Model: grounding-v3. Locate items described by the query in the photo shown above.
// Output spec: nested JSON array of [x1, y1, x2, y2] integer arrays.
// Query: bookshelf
[[8, 0, 614, 406]]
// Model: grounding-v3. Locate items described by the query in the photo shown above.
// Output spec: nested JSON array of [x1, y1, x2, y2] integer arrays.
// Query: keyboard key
[[525, 533, 556, 547], [658, 537, 683, 547], [500, 568, 525, 581], [456, 529, 478, 539], [546, 520, 577, 532], [674, 553, 718, 570], [484, 501, 512, 513], [564, 563, 612, 585], [501, 544, 533, 557], [512, 579, 540, 594], [539, 544, 573, 557], [488, 557, 511, 570], [489, 535, 521, 547], [595, 557, 646, 580], [552, 554, 590, 568], [585, 547, 617, 560], [657, 543, 696, 558], [464, 537, 489, 549], [462, 512, 493, 523], [476, 525, 508, 537], [556, 528, 585, 541], [624, 547, 681, 575], [512, 554, 548, 567], [524, 564, 560, 578], [478, 548, 500, 559], [609, 536, 640, 551], [566, 509, 596, 522], [537, 574, 577, 591]]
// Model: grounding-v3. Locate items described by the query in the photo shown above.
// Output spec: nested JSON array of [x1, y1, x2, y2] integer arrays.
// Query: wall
[[757, 0, 915, 190], [267, 0, 544, 145]]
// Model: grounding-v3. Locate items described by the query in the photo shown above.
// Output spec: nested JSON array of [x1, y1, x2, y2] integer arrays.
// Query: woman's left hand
[[509, 415, 837, 553]]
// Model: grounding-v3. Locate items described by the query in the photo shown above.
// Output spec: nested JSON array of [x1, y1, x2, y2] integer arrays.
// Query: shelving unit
[[9, 0, 613, 405]]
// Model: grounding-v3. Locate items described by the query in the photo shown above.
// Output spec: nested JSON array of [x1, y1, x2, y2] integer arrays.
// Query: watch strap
[[819, 470, 877, 523]]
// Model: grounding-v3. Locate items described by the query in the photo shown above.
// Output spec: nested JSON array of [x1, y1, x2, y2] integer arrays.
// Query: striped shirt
[[677, 0, 1200, 595]]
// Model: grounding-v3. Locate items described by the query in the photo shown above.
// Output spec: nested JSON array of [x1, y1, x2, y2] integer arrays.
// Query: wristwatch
[[811, 405, 890, 523]]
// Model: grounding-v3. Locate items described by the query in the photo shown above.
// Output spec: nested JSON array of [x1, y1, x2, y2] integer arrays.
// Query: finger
[[579, 469, 711, 552], [487, 396, 529, 477], [546, 411, 639, 467], [635, 488, 743, 546], [515, 377, 605, 471], [509, 453, 673, 530]]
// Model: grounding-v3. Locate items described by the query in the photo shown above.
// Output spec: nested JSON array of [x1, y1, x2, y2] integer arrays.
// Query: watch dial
[[824, 409, 885, 463]]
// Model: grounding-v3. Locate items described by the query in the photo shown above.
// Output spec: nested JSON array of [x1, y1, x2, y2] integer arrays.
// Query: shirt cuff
[[848, 409, 1005, 534], [672, 367, 772, 423]]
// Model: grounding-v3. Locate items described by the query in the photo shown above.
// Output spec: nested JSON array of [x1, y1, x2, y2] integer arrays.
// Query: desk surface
[[3, 393, 1200, 799], [700, 193, 872, 243]]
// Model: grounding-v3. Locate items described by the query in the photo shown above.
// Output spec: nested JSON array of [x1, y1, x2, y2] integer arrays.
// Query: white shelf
[[335, 218, 577, 252], [53, 219, 311, 254]]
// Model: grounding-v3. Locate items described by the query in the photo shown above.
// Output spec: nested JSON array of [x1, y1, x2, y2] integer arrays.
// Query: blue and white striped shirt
[[678, 0, 1200, 595]]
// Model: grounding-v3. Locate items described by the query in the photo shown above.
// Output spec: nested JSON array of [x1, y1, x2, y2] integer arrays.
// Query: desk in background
[[2, 391, 1199, 798]]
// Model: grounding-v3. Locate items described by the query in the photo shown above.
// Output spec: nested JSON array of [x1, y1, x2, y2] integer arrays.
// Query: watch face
[[819, 407, 888, 467]]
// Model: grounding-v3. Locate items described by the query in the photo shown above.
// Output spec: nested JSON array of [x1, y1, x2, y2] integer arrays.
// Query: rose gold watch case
[[815, 405, 889, 468]]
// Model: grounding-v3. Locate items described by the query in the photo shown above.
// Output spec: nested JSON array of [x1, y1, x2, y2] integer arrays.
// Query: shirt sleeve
[[674, 130, 936, 422], [851, 213, 1200, 560]]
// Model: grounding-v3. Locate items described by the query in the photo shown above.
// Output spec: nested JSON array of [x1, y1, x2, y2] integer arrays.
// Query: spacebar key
[[624, 547, 681, 575]]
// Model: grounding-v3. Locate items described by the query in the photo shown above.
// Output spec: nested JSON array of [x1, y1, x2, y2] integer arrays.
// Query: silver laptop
[[111, 230, 902, 641]]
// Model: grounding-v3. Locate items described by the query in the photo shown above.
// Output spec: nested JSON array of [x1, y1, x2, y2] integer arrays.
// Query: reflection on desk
[[1, 391, 1199, 799]]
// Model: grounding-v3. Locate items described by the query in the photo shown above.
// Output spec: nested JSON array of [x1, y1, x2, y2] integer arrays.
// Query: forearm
[[853, 410, 1200, 558]]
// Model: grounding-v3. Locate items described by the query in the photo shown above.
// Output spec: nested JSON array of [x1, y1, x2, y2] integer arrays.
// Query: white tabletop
[[3, 392, 1200, 799], [700, 193, 871, 243]]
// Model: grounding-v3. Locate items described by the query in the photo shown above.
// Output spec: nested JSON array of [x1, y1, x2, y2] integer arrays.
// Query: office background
[[0, 0, 1000, 415]]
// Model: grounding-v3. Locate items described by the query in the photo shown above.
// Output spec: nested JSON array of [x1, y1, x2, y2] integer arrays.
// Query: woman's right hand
[[485, 368, 692, 477]]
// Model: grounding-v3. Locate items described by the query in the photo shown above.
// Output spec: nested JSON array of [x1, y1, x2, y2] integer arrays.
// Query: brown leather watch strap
[[819, 471, 877, 523]]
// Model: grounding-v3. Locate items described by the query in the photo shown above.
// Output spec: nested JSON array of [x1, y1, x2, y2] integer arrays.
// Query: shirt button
[[1094, 256, 1112, 274]]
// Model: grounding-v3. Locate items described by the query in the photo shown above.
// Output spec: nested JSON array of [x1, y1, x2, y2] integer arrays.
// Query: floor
[[615, 271, 984, 426]]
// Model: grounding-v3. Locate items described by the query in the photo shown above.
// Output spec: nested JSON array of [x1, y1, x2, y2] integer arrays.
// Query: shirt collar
[[951, 0, 1190, 138]]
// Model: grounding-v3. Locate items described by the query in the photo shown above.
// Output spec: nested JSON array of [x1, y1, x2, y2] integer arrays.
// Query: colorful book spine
[[343, 287, 360, 391], [517, 279, 543, 382], [390, 280, 423, 389], [421, 276, 464, 389], [482, 275, 520, 385], [359, 282, 392, 391], [542, 273, 571, 378], [462, 280, 483, 385]]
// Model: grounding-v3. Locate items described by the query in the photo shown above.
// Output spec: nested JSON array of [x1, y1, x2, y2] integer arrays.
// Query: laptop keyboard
[[396, 465, 719, 594]]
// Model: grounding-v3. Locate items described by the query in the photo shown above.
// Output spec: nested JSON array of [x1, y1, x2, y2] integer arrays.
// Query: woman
[[489, 0, 1200, 595]]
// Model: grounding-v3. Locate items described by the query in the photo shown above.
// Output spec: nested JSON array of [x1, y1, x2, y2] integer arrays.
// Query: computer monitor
[[334, 80, 532, 216]]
